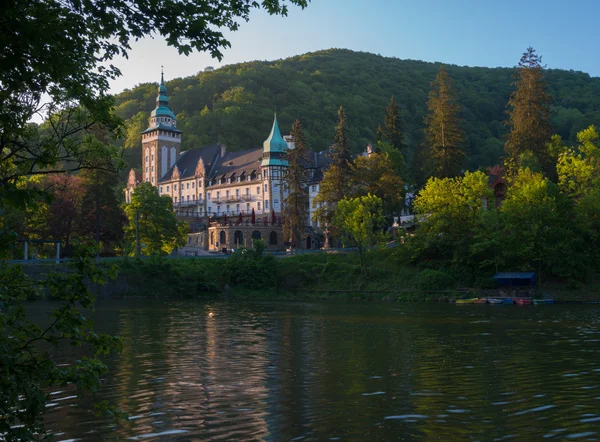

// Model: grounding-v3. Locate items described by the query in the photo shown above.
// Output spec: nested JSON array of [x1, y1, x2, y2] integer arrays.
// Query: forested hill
[[115, 48, 600, 171]]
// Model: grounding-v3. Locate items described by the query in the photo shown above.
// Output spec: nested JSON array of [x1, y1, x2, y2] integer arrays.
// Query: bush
[[415, 269, 456, 291]]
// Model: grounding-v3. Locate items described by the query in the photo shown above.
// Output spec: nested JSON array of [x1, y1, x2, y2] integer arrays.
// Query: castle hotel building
[[125, 73, 329, 253]]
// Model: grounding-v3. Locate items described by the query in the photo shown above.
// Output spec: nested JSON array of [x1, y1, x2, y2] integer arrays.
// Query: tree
[[283, 119, 310, 246], [411, 171, 492, 269], [313, 106, 353, 228], [349, 152, 404, 219], [79, 169, 126, 255], [505, 47, 553, 175], [377, 96, 406, 152], [500, 168, 580, 281], [333, 194, 386, 274], [424, 65, 466, 178], [123, 183, 187, 255], [1, 1, 309, 438]]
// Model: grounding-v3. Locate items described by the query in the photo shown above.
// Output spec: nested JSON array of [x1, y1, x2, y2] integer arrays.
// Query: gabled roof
[[160, 144, 221, 182], [208, 148, 264, 184]]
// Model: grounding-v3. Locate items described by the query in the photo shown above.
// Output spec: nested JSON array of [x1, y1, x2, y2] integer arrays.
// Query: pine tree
[[424, 65, 466, 178], [378, 96, 406, 152], [283, 119, 310, 247], [313, 106, 353, 226], [505, 47, 552, 174]]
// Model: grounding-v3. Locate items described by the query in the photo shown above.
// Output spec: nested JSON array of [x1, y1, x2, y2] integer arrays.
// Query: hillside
[[115, 48, 600, 173]]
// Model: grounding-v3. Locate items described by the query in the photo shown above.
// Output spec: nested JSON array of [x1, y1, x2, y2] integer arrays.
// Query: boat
[[474, 298, 488, 304], [487, 298, 504, 304], [514, 298, 532, 305], [456, 298, 478, 304], [533, 299, 554, 305], [502, 298, 514, 305]]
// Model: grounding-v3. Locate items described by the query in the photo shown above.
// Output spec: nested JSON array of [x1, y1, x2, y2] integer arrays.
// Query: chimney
[[221, 143, 227, 157]]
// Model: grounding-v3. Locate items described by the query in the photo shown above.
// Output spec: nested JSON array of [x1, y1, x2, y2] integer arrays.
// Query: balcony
[[173, 199, 203, 208]]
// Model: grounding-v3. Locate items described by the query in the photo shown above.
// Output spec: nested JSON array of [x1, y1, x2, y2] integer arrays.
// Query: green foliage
[[349, 152, 404, 217], [313, 106, 353, 227], [333, 194, 386, 273], [112, 49, 600, 177], [221, 240, 277, 289], [505, 47, 553, 175], [415, 269, 455, 291], [377, 96, 406, 152], [424, 65, 466, 178], [283, 119, 310, 244], [123, 182, 187, 255], [0, 242, 123, 440]]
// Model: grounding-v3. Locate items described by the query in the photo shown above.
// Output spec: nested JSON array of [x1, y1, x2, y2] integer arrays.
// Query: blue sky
[[109, 0, 599, 93]]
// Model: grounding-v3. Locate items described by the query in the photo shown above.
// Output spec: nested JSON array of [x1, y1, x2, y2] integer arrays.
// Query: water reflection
[[37, 301, 600, 441]]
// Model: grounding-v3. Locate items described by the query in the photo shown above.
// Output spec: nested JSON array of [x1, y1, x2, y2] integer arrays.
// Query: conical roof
[[263, 114, 288, 154]]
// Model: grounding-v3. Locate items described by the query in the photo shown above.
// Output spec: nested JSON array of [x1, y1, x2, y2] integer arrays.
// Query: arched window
[[269, 231, 277, 245], [219, 231, 226, 245], [252, 231, 261, 241], [210, 231, 214, 245], [234, 231, 243, 247]]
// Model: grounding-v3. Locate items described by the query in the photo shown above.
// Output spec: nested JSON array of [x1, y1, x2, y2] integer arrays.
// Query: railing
[[172, 200, 203, 208]]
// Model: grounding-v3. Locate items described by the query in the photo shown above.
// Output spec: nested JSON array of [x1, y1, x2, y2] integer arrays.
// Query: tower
[[140, 69, 182, 186], [261, 114, 289, 214]]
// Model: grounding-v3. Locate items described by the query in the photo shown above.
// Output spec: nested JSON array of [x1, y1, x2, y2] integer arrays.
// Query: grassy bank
[[90, 248, 599, 301]]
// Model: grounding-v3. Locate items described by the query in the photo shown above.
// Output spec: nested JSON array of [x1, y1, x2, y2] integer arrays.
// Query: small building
[[493, 272, 536, 297]]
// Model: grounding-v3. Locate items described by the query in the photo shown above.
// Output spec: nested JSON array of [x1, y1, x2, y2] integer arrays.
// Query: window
[[257, 202, 261, 210], [236, 189, 240, 198], [160, 186, 163, 193], [145, 167, 148, 172], [264, 184, 268, 192], [152, 155, 154, 161], [174, 197, 178, 202], [167, 185, 170, 191], [236, 204, 240, 212], [264, 170, 268, 178], [257, 186, 260, 194], [151, 177, 154, 183], [237, 176, 241, 182], [192, 195, 195, 201], [226, 205, 230, 213], [246, 203, 250, 212], [145, 156, 148, 163], [151, 166, 154, 172], [216, 191, 220, 201], [217, 206, 221, 215], [192, 182, 195, 189], [226, 190, 230, 199], [174, 184, 177, 191], [246, 188, 250, 196], [265, 200, 269, 209], [273, 170, 279, 178], [207, 192, 211, 200], [312, 185, 317, 192], [187, 195, 190, 202], [186, 183, 189, 189]]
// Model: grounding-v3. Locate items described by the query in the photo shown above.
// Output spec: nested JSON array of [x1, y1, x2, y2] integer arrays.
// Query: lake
[[36, 300, 600, 441]]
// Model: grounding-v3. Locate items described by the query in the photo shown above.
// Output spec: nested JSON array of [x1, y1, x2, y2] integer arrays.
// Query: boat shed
[[493, 272, 536, 287]]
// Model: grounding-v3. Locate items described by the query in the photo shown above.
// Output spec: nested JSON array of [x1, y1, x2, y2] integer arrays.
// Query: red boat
[[514, 298, 532, 305]]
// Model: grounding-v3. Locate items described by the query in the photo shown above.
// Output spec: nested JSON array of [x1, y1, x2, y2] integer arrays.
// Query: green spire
[[149, 67, 176, 120], [261, 113, 289, 167]]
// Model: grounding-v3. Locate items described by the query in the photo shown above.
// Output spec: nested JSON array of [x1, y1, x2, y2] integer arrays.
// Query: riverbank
[[87, 249, 600, 302]]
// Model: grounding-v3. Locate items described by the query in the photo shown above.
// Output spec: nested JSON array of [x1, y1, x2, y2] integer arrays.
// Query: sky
[[109, 0, 600, 93]]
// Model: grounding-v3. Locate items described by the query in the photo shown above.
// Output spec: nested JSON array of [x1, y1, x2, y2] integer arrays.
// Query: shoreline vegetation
[[76, 249, 600, 303]]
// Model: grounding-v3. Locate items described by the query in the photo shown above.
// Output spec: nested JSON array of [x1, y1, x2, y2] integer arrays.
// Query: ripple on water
[[39, 301, 600, 441]]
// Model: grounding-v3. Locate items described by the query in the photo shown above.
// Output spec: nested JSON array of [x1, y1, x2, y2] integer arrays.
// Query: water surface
[[35, 300, 600, 441]]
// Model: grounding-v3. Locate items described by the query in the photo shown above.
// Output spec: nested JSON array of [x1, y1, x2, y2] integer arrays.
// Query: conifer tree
[[313, 106, 353, 226], [377, 96, 406, 152], [424, 65, 466, 178], [283, 119, 310, 246], [505, 47, 553, 175]]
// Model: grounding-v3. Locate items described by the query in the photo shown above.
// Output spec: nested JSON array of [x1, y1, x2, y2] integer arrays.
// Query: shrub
[[415, 269, 456, 291]]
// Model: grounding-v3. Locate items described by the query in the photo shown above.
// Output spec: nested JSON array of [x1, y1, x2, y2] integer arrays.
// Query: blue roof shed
[[492, 272, 536, 287]]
